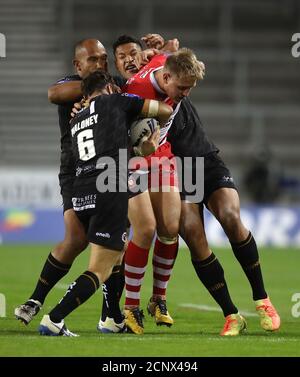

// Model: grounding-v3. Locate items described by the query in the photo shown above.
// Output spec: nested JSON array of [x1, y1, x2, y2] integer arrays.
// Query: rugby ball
[[130, 118, 159, 147]]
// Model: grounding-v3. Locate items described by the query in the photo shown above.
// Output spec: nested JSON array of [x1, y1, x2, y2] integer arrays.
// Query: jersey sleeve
[[55, 74, 81, 85], [116, 93, 145, 118]]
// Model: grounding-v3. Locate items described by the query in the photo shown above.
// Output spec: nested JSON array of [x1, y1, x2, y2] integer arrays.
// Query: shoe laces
[[25, 301, 35, 307], [24, 300, 41, 313], [258, 303, 276, 317], [155, 299, 168, 315], [131, 308, 144, 328]]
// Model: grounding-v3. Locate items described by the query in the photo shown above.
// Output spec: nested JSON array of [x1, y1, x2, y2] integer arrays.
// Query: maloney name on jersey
[[71, 114, 99, 137]]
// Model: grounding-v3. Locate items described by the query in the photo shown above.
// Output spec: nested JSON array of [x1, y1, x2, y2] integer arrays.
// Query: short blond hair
[[164, 48, 205, 80]]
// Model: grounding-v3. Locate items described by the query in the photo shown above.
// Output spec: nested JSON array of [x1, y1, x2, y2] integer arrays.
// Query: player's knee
[[180, 218, 202, 243], [64, 236, 88, 254], [217, 205, 241, 232], [160, 220, 179, 239], [137, 221, 156, 244]]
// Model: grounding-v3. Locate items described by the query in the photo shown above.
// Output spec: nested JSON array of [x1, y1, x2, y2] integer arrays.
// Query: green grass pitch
[[0, 244, 299, 356]]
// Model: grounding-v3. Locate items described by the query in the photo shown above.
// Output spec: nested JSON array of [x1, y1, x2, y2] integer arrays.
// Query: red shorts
[[128, 142, 178, 196], [147, 142, 178, 189], [147, 156, 178, 189]]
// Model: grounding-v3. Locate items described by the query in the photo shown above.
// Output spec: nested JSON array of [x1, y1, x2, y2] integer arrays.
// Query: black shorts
[[180, 152, 237, 205], [73, 183, 128, 251], [58, 172, 75, 213]]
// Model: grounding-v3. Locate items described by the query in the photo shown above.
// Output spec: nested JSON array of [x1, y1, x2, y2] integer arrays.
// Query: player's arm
[[139, 48, 160, 67], [122, 96, 172, 156], [141, 99, 173, 127], [48, 81, 82, 104], [137, 100, 172, 156], [141, 33, 179, 53]]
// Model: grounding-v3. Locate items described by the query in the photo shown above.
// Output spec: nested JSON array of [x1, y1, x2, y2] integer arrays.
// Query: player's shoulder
[[94, 93, 142, 107], [94, 93, 122, 104], [119, 92, 141, 100], [107, 92, 141, 101], [182, 97, 192, 106], [151, 52, 169, 64], [93, 93, 125, 109], [142, 53, 168, 70]]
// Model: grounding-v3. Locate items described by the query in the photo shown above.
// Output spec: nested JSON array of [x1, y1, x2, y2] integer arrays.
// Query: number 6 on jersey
[[77, 129, 96, 161]]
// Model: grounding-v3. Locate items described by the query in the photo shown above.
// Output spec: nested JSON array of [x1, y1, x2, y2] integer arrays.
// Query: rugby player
[[142, 33, 281, 334], [38, 70, 173, 336], [113, 38, 205, 334], [14, 39, 127, 333]]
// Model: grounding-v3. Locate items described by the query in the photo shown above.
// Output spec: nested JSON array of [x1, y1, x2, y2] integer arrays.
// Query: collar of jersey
[[150, 67, 165, 95]]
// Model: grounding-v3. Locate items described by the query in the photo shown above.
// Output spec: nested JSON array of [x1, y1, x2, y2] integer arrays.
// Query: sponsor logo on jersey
[[96, 232, 111, 238], [121, 93, 141, 99], [122, 232, 127, 243], [221, 176, 234, 183]]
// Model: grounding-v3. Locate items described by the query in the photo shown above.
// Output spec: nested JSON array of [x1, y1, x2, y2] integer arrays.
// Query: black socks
[[101, 264, 124, 323], [192, 253, 238, 317], [49, 270, 99, 323], [30, 253, 71, 304], [231, 232, 267, 301]]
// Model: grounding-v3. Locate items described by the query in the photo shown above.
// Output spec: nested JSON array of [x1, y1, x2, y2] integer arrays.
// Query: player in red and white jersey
[[113, 35, 205, 334], [123, 53, 181, 159]]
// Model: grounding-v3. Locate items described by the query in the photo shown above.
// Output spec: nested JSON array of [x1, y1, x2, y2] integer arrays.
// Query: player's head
[[81, 70, 115, 99], [161, 48, 205, 103], [73, 39, 108, 78], [113, 35, 143, 79]]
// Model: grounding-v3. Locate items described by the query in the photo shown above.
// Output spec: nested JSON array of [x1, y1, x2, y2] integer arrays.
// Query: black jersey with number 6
[[70, 93, 144, 180]]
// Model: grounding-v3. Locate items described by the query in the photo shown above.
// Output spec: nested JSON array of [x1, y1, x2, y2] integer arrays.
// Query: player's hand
[[112, 84, 122, 93], [135, 126, 160, 156], [140, 48, 160, 66], [161, 38, 179, 52], [142, 34, 165, 50], [70, 98, 90, 119], [70, 102, 82, 119]]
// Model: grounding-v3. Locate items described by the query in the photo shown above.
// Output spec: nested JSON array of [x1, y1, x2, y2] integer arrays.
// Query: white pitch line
[[179, 303, 257, 317], [55, 283, 69, 290]]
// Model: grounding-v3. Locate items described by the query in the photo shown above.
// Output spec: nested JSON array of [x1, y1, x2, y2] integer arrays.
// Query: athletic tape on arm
[[148, 100, 159, 117]]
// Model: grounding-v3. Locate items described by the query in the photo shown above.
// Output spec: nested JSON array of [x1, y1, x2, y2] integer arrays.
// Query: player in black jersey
[[14, 39, 127, 332], [143, 34, 280, 333], [15, 37, 159, 333], [37, 70, 172, 336]]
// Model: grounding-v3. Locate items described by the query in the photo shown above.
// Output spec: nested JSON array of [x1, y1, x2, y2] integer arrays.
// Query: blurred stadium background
[[0, 0, 300, 246]]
